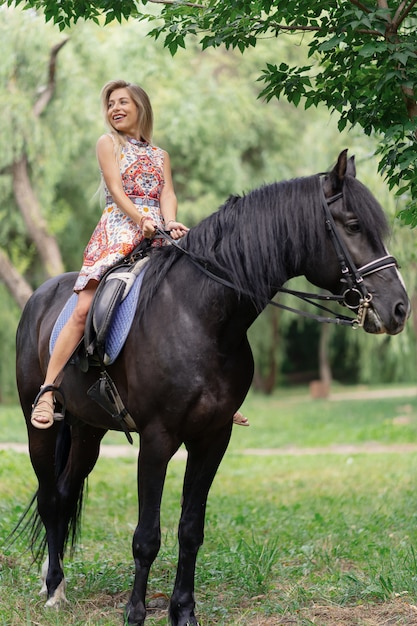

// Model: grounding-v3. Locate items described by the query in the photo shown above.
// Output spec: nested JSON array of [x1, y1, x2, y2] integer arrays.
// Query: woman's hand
[[166, 220, 189, 240], [141, 216, 157, 239]]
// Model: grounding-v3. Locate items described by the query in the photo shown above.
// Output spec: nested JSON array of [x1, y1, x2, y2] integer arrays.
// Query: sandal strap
[[33, 384, 66, 420]]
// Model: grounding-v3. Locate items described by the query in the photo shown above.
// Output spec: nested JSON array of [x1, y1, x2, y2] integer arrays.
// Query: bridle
[[153, 180, 398, 329], [318, 183, 398, 327]]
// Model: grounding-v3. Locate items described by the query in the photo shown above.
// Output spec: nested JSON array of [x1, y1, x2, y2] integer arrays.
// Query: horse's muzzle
[[363, 297, 411, 335]]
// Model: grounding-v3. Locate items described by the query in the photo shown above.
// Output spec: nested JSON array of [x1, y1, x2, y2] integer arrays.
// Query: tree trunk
[[263, 307, 280, 394], [1, 37, 69, 303], [0, 249, 33, 309], [252, 308, 280, 394], [12, 157, 64, 277], [310, 322, 332, 399], [318, 322, 332, 387]]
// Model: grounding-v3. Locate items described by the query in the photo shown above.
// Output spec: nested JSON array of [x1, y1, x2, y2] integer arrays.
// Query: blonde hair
[[101, 79, 154, 145]]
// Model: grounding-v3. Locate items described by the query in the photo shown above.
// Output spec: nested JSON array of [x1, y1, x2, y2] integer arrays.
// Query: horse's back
[[18, 272, 77, 331]]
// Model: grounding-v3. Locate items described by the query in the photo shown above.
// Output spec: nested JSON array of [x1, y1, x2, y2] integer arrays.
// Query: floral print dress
[[73, 136, 165, 292]]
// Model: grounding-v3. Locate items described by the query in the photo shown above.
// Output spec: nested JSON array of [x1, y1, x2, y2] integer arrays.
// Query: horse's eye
[[346, 220, 361, 234]]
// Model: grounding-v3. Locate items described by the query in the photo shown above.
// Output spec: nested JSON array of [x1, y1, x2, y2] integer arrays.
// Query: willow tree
[[0, 11, 67, 305]]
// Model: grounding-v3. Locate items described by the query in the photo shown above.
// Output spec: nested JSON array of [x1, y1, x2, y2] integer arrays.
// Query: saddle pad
[[49, 264, 148, 365]]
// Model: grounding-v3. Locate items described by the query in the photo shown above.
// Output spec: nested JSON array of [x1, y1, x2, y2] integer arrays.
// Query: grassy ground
[[1, 385, 417, 625]]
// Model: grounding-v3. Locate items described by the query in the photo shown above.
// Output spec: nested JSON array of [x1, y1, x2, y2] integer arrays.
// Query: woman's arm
[[160, 151, 188, 240]]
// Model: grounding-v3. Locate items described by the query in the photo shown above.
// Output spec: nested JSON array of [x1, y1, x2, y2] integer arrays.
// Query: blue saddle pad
[[50, 265, 148, 365]]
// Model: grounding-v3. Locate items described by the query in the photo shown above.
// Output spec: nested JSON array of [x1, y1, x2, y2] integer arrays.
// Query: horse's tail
[[53, 420, 86, 556], [7, 422, 86, 563]]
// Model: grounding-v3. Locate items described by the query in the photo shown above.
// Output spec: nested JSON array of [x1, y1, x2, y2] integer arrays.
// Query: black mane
[[139, 171, 389, 312]]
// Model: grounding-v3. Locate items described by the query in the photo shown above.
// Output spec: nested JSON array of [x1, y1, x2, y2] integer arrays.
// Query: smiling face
[[107, 88, 140, 138]]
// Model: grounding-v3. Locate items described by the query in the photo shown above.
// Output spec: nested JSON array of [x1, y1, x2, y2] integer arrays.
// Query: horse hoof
[[124, 604, 145, 626], [39, 583, 47, 596], [44, 580, 68, 608]]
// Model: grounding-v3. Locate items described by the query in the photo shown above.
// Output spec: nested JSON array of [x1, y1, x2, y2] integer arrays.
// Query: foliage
[[142, 0, 417, 227], [0, 7, 103, 281], [1, 5, 415, 396], [5, 0, 416, 226]]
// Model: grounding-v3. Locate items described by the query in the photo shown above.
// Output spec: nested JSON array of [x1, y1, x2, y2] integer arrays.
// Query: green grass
[[3, 384, 417, 447], [1, 385, 417, 624]]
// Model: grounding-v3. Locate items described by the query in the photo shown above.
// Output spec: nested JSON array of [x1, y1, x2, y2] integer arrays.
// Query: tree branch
[[393, 0, 408, 24], [9, 38, 67, 281], [144, 1, 388, 38], [349, 0, 372, 14], [270, 23, 382, 37], [393, 0, 417, 27], [12, 157, 64, 277], [147, 0, 204, 7], [33, 38, 69, 117]]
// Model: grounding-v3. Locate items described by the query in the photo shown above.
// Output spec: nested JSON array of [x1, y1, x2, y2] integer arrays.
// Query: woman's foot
[[233, 411, 250, 427], [31, 388, 55, 429]]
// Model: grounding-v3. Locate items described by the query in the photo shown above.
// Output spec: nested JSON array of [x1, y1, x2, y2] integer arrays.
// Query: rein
[[156, 228, 355, 326], [155, 183, 398, 328]]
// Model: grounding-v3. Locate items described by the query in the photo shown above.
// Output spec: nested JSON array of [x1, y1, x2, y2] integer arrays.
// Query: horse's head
[[305, 149, 410, 335]]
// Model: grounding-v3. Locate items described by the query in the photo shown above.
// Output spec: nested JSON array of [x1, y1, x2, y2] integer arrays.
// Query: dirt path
[[328, 386, 417, 401], [3, 441, 417, 458], [2, 386, 416, 458]]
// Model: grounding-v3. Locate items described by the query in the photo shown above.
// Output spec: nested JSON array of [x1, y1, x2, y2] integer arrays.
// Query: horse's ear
[[346, 155, 356, 178], [329, 149, 356, 191], [334, 149, 348, 181], [334, 150, 357, 179]]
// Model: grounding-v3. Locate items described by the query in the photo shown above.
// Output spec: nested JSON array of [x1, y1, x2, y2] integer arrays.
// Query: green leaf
[[358, 42, 383, 57], [318, 34, 345, 52]]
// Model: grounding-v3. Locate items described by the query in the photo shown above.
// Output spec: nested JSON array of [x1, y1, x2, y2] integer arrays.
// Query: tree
[[0, 13, 68, 302], [2, 3, 416, 400], [6, 0, 416, 225], [0, 8, 120, 301]]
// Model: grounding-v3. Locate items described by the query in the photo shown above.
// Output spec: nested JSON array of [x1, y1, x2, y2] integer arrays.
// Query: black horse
[[16, 151, 410, 626]]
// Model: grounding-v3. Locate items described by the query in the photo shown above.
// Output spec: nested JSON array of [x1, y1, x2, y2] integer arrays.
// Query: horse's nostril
[[394, 301, 408, 323]]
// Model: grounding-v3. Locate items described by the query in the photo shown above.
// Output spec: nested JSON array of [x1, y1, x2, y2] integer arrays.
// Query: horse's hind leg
[[169, 424, 233, 626], [29, 421, 105, 606]]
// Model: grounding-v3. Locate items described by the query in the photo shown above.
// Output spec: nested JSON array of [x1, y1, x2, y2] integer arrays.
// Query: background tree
[[5, 0, 417, 224], [1, 4, 415, 401]]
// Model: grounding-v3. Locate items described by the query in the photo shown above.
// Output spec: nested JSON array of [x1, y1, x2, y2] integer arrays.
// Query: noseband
[[154, 180, 399, 328], [320, 184, 398, 326]]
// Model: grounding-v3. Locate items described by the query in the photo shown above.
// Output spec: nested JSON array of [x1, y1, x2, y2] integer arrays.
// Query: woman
[[31, 79, 248, 428]]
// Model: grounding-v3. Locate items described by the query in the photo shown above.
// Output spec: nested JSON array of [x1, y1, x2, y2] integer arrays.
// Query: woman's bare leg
[[31, 282, 98, 428]]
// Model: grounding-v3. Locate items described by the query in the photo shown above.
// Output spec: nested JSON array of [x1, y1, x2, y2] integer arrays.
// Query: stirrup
[[31, 385, 66, 429]]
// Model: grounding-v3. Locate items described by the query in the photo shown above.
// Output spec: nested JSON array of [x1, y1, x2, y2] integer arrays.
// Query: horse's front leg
[[125, 436, 176, 626], [169, 423, 232, 626]]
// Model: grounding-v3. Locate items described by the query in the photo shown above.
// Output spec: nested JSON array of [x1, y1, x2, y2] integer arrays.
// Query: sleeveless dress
[[73, 136, 166, 293]]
